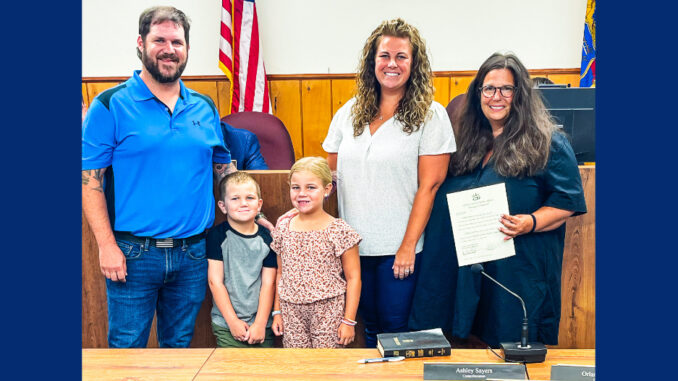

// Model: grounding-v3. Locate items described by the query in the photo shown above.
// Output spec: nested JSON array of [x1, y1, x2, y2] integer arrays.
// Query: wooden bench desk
[[82, 348, 595, 380], [82, 348, 214, 380], [525, 349, 595, 380]]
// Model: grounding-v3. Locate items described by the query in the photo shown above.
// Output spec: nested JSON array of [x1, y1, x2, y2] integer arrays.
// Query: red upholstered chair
[[446, 93, 467, 139], [221, 111, 296, 170]]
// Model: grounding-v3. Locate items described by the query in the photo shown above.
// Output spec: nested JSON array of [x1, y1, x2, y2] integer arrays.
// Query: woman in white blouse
[[322, 18, 456, 347]]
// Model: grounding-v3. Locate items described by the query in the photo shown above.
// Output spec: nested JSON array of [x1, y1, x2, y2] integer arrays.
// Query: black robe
[[408, 132, 587, 347]]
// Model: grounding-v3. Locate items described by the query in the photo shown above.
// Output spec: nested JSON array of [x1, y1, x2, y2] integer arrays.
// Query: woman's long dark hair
[[449, 52, 558, 178]]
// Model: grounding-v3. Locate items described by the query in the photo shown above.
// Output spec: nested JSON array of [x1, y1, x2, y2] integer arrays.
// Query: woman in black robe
[[408, 52, 587, 347]]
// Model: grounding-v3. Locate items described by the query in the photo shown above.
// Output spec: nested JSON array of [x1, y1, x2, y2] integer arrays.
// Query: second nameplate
[[423, 362, 526, 380], [551, 364, 595, 380]]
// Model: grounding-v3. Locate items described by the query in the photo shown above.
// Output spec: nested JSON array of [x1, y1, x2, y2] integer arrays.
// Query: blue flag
[[580, 0, 596, 87]]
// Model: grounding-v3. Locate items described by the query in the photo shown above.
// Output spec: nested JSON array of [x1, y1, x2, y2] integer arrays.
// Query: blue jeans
[[106, 238, 207, 348], [358, 254, 422, 348]]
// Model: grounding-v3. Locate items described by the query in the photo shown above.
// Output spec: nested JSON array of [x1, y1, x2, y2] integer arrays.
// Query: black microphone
[[471, 263, 547, 363]]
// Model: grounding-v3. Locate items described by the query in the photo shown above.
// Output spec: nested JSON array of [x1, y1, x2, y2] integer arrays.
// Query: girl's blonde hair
[[289, 157, 332, 186]]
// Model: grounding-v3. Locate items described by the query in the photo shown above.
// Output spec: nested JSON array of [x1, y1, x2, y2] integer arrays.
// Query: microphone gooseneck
[[471, 263, 529, 349], [470, 262, 547, 363]]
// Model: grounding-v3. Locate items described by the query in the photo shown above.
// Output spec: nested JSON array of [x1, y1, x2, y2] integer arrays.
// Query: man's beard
[[142, 50, 188, 83]]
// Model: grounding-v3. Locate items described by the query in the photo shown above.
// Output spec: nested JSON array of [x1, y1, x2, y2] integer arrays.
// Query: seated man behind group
[[221, 121, 269, 170]]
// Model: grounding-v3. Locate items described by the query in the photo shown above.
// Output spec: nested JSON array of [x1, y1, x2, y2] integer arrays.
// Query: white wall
[[82, 0, 587, 77]]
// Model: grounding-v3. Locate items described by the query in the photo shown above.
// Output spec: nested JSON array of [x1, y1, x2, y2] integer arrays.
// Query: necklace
[[377, 107, 396, 122]]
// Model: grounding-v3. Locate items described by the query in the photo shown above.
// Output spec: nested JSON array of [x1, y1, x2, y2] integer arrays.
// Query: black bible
[[376, 328, 451, 358]]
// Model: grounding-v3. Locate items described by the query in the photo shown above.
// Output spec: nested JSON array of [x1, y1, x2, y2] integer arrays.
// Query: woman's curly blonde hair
[[351, 18, 434, 137]]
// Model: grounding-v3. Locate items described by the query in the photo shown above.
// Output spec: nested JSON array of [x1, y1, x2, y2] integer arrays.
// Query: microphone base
[[500, 341, 547, 363]]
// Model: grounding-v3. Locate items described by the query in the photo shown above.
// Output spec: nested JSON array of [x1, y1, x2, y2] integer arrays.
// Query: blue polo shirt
[[82, 71, 231, 238]]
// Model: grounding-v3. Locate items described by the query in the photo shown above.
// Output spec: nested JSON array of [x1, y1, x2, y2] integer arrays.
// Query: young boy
[[207, 171, 277, 347]]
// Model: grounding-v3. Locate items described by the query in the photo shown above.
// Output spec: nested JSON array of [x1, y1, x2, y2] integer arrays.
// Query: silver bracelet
[[271, 310, 281, 317]]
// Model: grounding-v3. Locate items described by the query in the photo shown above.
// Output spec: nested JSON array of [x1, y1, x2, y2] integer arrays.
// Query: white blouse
[[322, 98, 457, 256]]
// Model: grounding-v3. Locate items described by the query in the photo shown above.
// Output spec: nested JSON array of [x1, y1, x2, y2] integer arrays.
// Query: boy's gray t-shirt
[[206, 220, 278, 329]]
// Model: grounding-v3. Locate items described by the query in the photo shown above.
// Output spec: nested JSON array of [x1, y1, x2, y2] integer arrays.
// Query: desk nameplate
[[424, 362, 527, 380], [551, 364, 595, 380]]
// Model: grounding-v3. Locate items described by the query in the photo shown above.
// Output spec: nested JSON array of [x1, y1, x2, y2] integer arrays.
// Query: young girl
[[270, 157, 361, 348]]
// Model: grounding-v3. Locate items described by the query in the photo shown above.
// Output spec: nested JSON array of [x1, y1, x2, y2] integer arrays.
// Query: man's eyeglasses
[[480, 85, 516, 98]]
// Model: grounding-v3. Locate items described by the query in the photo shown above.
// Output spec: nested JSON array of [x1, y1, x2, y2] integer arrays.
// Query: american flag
[[219, 0, 271, 113]]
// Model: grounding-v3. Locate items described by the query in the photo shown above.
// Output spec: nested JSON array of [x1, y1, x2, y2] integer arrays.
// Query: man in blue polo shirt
[[82, 6, 235, 348]]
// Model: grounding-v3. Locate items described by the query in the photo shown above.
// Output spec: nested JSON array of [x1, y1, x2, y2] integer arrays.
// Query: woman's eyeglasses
[[480, 85, 516, 98]]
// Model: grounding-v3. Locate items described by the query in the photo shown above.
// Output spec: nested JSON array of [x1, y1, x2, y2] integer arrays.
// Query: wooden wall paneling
[[82, 83, 89, 106], [547, 74, 581, 88], [330, 79, 356, 116], [216, 80, 231, 117], [183, 81, 220, 114], [433, 76, 451, 107], [270, 80, 303, 160], [83, 68, 578, 120], [191, 295, 217, 348], [143, 318, 159, 348], [86, 82, 122, 104], [450, 76, 474, 101], [301, 79, 333, 158], [557, 166, 595, 349], [579, 166, 596, 347], [250, 171, 295, 223], [82, 214, 107, 348]]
